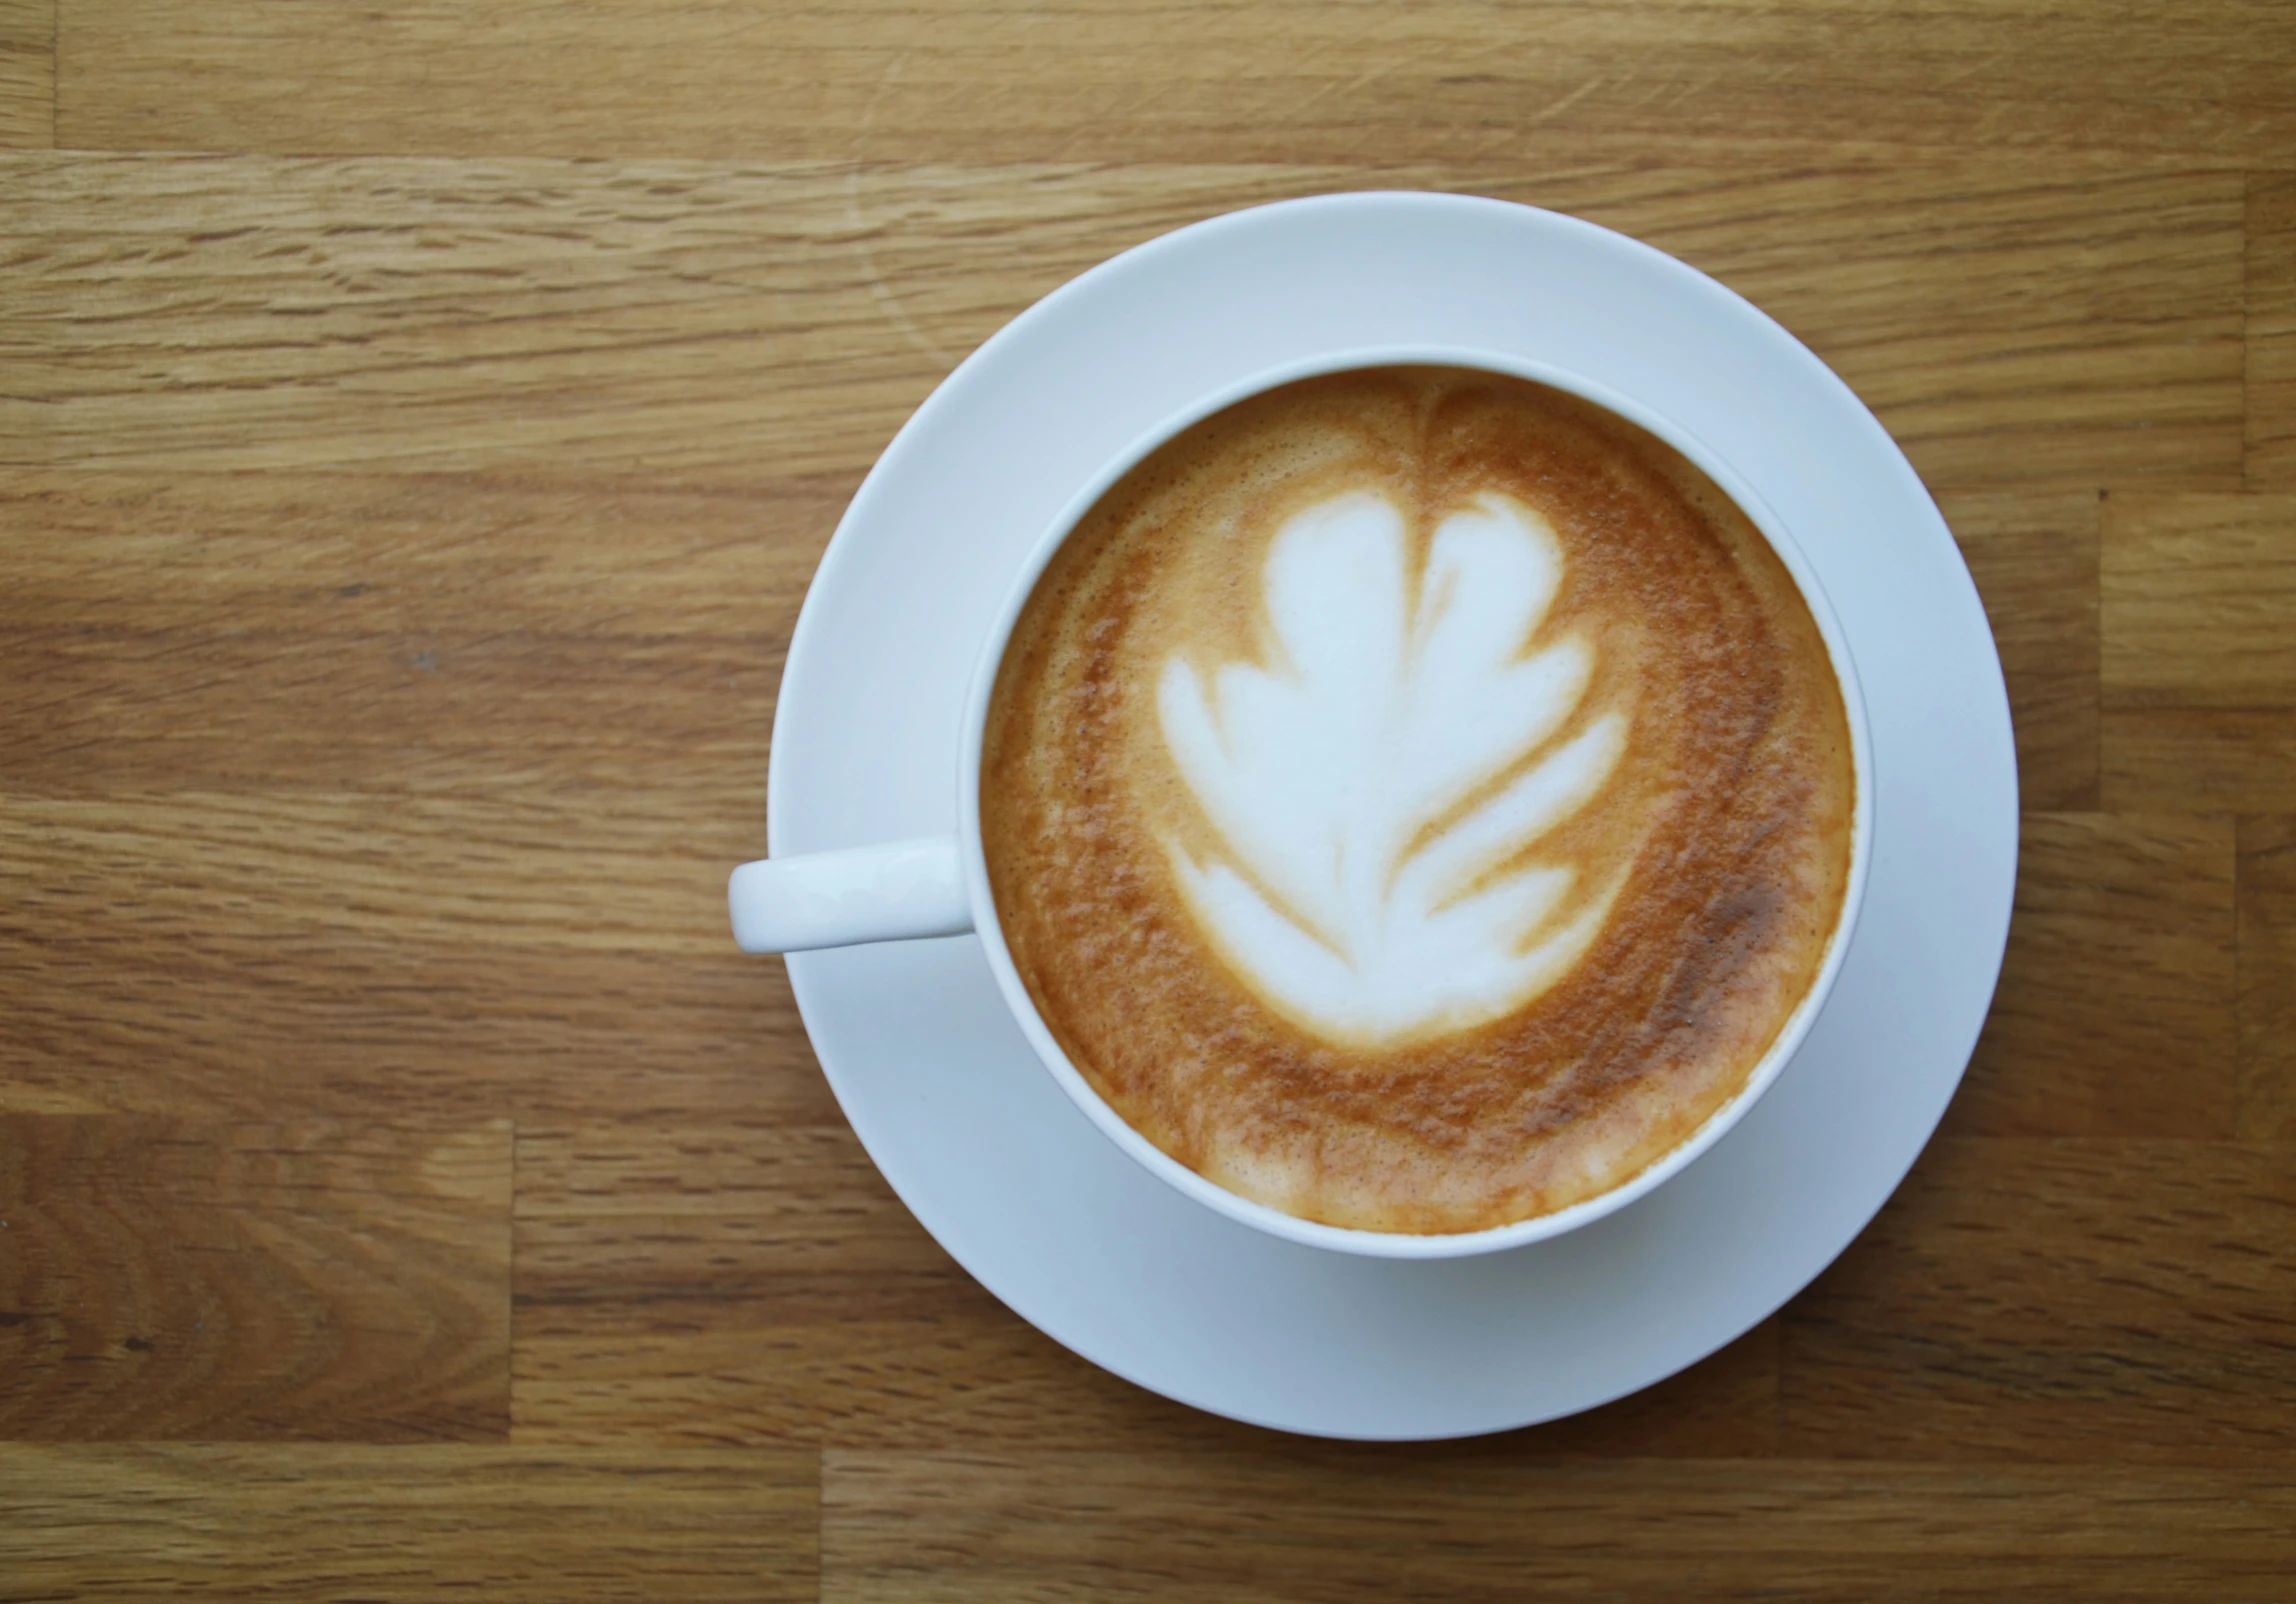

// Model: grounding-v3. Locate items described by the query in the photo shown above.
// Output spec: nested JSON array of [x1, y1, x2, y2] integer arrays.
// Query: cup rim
[[955, 344, 1877, 1259]]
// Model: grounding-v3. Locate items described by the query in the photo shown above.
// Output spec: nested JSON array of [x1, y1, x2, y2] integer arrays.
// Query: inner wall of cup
[[955, 347, 1875, 1255]]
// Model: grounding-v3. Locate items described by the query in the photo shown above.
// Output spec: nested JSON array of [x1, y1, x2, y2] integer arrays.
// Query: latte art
[[1158, 489, 1629, 1046], [982, 367, 1856, 1235]]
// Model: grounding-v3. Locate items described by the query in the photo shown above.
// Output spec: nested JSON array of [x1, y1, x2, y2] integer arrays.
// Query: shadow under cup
[[959, 349, 1875, 1260]]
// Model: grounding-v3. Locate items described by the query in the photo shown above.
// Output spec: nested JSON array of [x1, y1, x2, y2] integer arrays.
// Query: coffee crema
[[981, 367, 1856, 1235]]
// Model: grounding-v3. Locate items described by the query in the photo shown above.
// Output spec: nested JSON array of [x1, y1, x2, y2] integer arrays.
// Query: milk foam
[[983, 365, 1859, 1233], [1157, 489, 1627, 1047]]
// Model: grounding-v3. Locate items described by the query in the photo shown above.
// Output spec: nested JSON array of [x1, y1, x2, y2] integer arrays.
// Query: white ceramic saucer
[[766, 193, 2018, 1440]]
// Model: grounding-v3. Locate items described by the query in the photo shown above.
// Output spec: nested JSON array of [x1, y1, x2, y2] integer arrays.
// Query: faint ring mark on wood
[[845, 52, 953, 367]]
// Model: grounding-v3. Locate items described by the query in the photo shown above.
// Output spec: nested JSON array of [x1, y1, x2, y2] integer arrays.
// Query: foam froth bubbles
[[981, 367, 1856, 1235], [1157, 489, 1628, 1047]]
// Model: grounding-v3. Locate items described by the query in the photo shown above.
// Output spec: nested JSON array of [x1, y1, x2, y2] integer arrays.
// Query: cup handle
[[728, 835, 973, 953]]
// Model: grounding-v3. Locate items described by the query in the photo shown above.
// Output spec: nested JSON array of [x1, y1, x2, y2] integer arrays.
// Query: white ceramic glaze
[[733, 344, 1877, 1259], [729, 837, 966, 951], [754, 192, 2017, 1435]]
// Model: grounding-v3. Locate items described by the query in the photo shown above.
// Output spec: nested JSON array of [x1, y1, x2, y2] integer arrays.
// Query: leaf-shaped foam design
[[1158, 490, 1627, 1047]]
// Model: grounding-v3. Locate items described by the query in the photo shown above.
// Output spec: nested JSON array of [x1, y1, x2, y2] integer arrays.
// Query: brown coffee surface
[[981, 367, 1857, 1234]]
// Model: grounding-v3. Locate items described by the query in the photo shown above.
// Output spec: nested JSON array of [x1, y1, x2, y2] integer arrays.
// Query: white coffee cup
[[730, 345, 1874, 1259]]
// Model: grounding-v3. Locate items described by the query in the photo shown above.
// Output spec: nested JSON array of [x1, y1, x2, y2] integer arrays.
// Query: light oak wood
[[819, 1450, 2296, 1603], [2101, 490, 2296, 809], [2238, 816, 2296, 1137], [1780, 1138, 2295, 1467], [513, 1122, 967, 1338], [0, 1118, 508, 1439], [0, 1, 48, 148], [0, 467, 818, 801], [0, 1444, 815, 1600], [7, 0, 2296, 1594], [0, 154, 2244, 490], [1940, 490, 2100, 810], [514, 1322, 1785, 1460], [2105, 708, 2296, 811], [0, 943, 834, 1127], [2104, 492, 2296, 705], [2, 793, 747, 954], [0, 470, 835, 642], [55, 0, 2296, 165], [509, 1119, 1780, 1455], [0, 627, 773, 798], [1953, 814, 2235, 1138], [2251, 173, 2296, 487]]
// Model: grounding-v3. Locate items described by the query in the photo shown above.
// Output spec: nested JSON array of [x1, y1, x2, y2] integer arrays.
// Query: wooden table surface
[[3, 2, 2294, 1598]]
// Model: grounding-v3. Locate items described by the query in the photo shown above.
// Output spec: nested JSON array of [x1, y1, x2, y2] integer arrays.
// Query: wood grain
[[8, 0, 2296, 1593], [0, 1444, 815, 1601], [509, 1119, 1780, 1456], [0, 1118, 508, 1440], [2, 793, 746, 955], [0, 1, 48, 149], [0, 470, 836, 641], [0, 154, 2243, 491], [0, 466, 825, 1122], [0, 938, 832, 1126], [2104, 709, 2296, 811], [2101, 492, 2296, 808], [0, 629, 774, 799], [2104, 492, 2296, 705], [2251, 173, 2296, 487], [516, 1323, 1784, 1462], [0, 470, 828, 802], [55, 0, 2296, 165], [1780, 1138, 2296, 1465], [513, 1121, 968, 1337], [2237, 817, 2296, 1138], [1940, 491, 2099, 809], [1737, 165, 2239, 493], [1951, 814, 2234, 1136], [820, 1450, 2296, 1604]]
